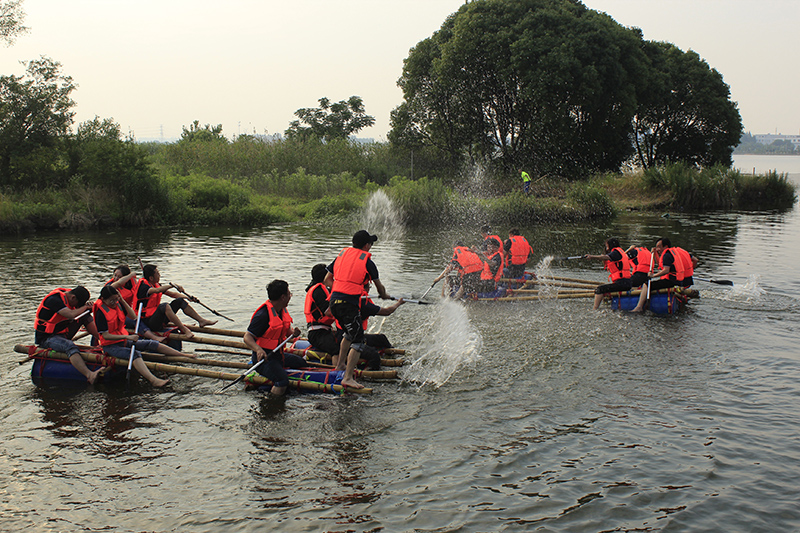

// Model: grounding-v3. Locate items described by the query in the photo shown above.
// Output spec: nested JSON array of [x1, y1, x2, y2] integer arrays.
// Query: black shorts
[[648, 278, 677, 292], [253, 351, 306, 388], [630, 271, 649, 288], [507, 264, 526, 279], [329, 299, 364, 343], [307, 328, 340, 356], [460, 272, 482, 294], [595, 278, 633, 294], [144, 298, 188, 331]]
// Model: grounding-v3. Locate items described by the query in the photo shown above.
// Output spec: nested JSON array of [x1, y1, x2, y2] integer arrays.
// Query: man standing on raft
[[325, 230, 392, 389]]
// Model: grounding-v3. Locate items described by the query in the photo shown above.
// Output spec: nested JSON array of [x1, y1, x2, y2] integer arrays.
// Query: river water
[[0, 155, 798, 532]]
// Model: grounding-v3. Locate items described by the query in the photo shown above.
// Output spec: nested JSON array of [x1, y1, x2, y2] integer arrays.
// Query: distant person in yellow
[[521, 169, 531, 195]]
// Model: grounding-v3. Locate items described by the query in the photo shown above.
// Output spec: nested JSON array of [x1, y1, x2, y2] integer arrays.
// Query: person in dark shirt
[[584, 237, 633, 310]]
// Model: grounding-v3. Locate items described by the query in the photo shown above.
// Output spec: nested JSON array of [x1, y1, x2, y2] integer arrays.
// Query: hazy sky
[[2, 0, 797, 141]]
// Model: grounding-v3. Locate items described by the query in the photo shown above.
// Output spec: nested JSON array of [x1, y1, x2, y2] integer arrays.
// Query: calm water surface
[[1, 157, 799, 532]]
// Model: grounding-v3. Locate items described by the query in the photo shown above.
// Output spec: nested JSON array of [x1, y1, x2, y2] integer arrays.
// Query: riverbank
[[0, 163, 795, 234]]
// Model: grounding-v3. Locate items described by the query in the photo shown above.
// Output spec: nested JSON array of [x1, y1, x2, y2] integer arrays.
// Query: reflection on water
[[2, 192, 800, 530]]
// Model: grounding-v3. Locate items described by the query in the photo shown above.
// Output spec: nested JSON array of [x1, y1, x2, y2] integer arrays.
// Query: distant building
[[754, 133, 800, 146]]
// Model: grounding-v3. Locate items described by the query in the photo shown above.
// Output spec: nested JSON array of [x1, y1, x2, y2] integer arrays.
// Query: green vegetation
[[735, 132, 798, 155]]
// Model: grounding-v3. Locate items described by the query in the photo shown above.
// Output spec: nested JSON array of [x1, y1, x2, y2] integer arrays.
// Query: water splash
[[360, 190, 404, 242], [723, 274, 767, 302], [403, 299, 483, 388]]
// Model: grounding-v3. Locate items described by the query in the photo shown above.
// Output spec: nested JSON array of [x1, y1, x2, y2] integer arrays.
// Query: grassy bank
[[0, 158, 795, 234]]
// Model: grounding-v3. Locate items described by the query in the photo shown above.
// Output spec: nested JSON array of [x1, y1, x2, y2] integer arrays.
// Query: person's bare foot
[[198, 319, 217, 327], [151, 334, 166, 343], [631, 306, 644, 313], [340, 378, 364, 389], [86, 367, 103, 385], [179, 326, 195, 338], [151, 377, 170, 388], [180, 352, 197, 358]]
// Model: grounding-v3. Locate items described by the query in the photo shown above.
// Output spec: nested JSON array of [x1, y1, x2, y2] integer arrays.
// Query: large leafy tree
[[285, 96, 375, 142], [0, 0, 28, 46], [0, 56, 76, 187], [632, 41, 743, 169], [391, 0, 649, 176]]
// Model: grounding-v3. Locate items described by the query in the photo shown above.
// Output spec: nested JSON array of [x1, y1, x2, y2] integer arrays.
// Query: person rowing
[[34, 286, 103, 384], [304, 263, 340, 359], [93, 285, 194, 387], [433, 241, 483, 299], [243, 279, 305, 396], [583, 237, 633, 310], [504, 227, 534, 280], [325, 230, 392, 389], [106, 264, 164, 342], [631, 237, 686, 312], [133, 264, 217, 341]]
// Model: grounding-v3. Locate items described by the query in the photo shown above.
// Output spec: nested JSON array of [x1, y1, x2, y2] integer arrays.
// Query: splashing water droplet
[[360, 190, 405, 242], [403, 299, 483, 388]]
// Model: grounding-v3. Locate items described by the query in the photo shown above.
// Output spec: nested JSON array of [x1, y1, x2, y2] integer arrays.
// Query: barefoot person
[[632, 237, 686, 312], [107, 264, 164, 342], [243, 280, 304, 396], [584, 237, 633, 310], [133, 264, 217, 337], [34, 286, 104, 384], [93, 285, 193, 387], [325, 230, 391, 389]]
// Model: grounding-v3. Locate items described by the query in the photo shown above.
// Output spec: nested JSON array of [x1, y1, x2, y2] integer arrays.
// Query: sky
[[1, 0, 797, 141]]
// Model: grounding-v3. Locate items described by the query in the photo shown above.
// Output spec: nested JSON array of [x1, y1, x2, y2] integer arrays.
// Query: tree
[[391, 0, 649, 177], [632, 41, 743, 169], [285, 96, 375, 142], [0, 0, 28, 46], [0, 56, 76, 187], [180, 120, 227, 143]]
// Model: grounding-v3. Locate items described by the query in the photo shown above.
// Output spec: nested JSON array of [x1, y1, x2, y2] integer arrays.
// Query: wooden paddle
[[127, 303, 143, 384], [420, 267, 448, 300], [217, 332, 299, 393], [695, 277, 734, 286]]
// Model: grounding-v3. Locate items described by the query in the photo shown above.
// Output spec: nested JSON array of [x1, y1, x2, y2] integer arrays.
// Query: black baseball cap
[[352, 230, 378, 248]]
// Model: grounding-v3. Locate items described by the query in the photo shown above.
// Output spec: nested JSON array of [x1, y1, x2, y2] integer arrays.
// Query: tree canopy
[[0, 0, 28, 46], [390, 0, 742, 177], [285, 96, 375, 142]]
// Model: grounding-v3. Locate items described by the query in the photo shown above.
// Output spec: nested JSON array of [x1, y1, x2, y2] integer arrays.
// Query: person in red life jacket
[[107, 264, 163, 343], [34, 286, 103, 384], [324, 230, 391, 389], [584, 237, 633, 310], [475, 237, 505, 293], [503, 228, 534, 279], [625, 245, 653, 289], [673, 247, 698, 287], [134, 264, 217, 338], [304, 263, 339, 358], [352, 283, 404, 370], [480, 224, 504, 257], [93, 286, 192, 388], [631, 237, 685, 312], [433, 241, 484, 298], [243, 280, 304, 396]]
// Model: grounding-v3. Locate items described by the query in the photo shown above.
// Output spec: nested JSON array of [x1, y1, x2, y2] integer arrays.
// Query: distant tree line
[[735, 132, 798, 155], [389, 0, 743, 178]]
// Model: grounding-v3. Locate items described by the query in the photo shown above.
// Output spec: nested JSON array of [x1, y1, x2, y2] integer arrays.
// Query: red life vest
[[93, 299, 128, 347], [453, 246, 483, 276], [673, 247, 694, 277], [331, 247, 371, 296], [252, 300, 293, 351], [659, 248, 685, 282], [34, 288, 73, 335], [304, 283, 335, 327], [507, 235, 532, 266], [480, 249, 505, 282], [631, 247, 653, 274], [134, 278, 162, 318], [605, 247, 632, 282], [107, 276, 136, 307]]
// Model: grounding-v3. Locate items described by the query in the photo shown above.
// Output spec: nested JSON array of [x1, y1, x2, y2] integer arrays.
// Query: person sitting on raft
[[243, 279, 304, 396], [34, 286, 104, 384], [584, 237, 633, 310], [352, 284, 404, 370], [304, 263, 339, 359], [504, 228, 533, 280], [474, 237, 505, 294], [433, 242, 484, 299], [107, 264, 163, 342], [625, 245, 653, 289], [631, 237, 686, 312], [93, 285, 194, 388], [134, 264, 217, 338]]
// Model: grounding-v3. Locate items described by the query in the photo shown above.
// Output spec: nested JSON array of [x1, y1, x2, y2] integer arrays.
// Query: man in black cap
[[325, 229, 391, 389], [34, 286, 103, 384]]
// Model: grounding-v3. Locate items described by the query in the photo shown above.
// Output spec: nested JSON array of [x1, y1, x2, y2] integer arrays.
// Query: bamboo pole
[[141, 351, 397, 380], [184, 324, 244, 337], [539, 275, 603, 285], [15, 345, 372, 394]]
